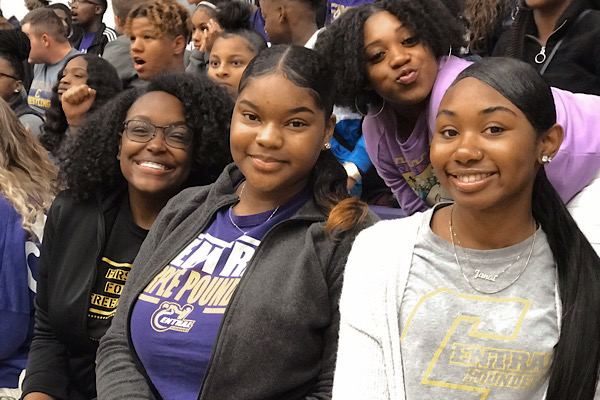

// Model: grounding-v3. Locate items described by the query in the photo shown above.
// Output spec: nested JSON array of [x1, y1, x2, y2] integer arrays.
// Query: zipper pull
[[535, 46, 546, 64]]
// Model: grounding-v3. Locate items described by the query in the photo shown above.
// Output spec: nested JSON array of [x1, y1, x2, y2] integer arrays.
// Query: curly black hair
[[313, 0, 465, 111], [39, 54, 123, 154], [60, 72, 234, 200]]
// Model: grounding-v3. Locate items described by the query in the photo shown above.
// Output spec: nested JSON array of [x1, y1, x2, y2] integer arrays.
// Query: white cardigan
[[332, 211, 568, 400], [333, 213, 421, 400]]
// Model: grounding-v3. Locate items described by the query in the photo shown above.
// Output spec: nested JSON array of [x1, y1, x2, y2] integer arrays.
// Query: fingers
[[62, 84, 97, 105]]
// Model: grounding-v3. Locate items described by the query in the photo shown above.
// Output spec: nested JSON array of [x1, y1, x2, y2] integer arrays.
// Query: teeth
[[457, 173, 491, 183], [139, 161, 167, 170]]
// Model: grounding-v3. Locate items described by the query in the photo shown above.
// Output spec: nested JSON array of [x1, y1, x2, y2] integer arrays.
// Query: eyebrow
[[364, 23, 408, 49], [238, 100, 315, 115], [436, 106, 517, 118]]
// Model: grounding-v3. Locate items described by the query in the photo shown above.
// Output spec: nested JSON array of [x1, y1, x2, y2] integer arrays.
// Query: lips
[[249, 154, 285, 172], [133, 57, 146, 71], [448, 171, 496, 191], [135, 160, 173, 173], [396, 68, 418, 85]]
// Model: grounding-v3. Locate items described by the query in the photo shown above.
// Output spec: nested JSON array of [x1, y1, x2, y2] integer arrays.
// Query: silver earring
[[323, 142, 331, 150], [438, 46, 453, 70], [370, 99, 386, 118], [541, 155, 552, 164]]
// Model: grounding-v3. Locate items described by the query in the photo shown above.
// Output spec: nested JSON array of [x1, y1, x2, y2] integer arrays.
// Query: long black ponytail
[[454, 57, 600, 400]]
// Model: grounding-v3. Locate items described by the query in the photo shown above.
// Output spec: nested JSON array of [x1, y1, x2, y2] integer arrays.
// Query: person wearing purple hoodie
[[315, 0, 600, 251]]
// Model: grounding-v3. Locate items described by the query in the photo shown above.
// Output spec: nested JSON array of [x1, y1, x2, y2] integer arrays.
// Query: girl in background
[[22, 73, 233, 400], [0, 99, 57, 399], [333, 57, 600, 400], [40, 54, 122, 163], [96, 45, 375, 400], [0, 29, 43, 136], [188, 0, 253, 74], [207, 28, 267, 97]]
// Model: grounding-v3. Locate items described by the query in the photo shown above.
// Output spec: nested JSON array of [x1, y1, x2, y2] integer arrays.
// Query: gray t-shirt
[[399, 205, 558, 400]]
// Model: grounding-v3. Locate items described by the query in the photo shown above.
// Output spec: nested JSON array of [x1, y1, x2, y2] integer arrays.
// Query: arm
[[305, 215, 379, 400], [362, 117, 428, 214], [0, 200, 31, 381], [331, 228, 391, 400], [548, 88, 600, 202], [21, 202, 71, 400], [95, 201, 186, 399]]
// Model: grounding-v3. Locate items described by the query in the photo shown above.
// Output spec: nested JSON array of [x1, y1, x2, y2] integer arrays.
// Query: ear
[[117, 134, 123, 160], [94, 5, 103, 16], [324, 114, 336, 144], [114, 15, 123, 30], [277, 4, 286, 23], [13, 80, 23, 94], [173, 35, 186, 55], [539, 123, 563, 162], [41, 33, 51, 47]]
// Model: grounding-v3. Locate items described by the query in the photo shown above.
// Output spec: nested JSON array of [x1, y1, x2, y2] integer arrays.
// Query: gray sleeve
[[19, 114, 44, 138]]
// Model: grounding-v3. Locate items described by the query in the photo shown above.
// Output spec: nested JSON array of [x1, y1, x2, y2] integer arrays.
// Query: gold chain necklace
[[449, 206, 537, 294]]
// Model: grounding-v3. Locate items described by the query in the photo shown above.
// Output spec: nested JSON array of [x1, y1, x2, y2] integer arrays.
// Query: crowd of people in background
[[0, 0, 599, 399]]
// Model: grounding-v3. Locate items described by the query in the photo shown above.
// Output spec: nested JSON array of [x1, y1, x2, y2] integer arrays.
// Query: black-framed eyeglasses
[[0, 72, 19, 81], [68, 0, 99, 7], [123, 119, 193, 149]]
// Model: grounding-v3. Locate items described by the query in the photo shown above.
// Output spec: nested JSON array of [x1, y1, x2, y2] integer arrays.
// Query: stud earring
[[323, 142, 331, 150], [541, 155, 552, 164]]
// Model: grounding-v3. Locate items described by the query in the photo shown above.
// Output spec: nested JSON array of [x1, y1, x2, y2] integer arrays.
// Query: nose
[[454, 132, 483, 164], [388, 43, 410, 68], [60, 73, 70, 84], [255, 123, 283, 148], [145, 129, 169, 152], [130, 37, 142, 53], [216, 64, 228, 78], [192, 29, 202, 44]]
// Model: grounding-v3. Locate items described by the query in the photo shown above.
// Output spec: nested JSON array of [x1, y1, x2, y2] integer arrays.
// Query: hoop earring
[[354, 96, 369, 117], [371, 99, 386, 118], [438, 45, 453, 70]]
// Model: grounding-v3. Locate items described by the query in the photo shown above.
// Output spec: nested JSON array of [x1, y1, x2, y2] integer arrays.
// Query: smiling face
[[58, 56, 88, 100], [129, 17, 182, 80], [363, 11, 438, 116], [208, 36, 257, 98], [431, 77, 548, 212], [230, 72, 334, 205], [119, 91, 193, 201]]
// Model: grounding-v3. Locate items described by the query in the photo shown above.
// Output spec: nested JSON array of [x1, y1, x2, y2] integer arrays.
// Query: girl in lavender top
[[334, 57, 600, 400], [315, 0, 600, 253]]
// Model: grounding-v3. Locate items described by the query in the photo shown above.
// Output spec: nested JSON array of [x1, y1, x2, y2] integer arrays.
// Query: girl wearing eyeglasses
[[21, 73, 234, 400]]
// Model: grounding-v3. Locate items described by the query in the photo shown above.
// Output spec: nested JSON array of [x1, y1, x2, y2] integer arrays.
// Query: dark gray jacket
[[96, 164, 377, 400]]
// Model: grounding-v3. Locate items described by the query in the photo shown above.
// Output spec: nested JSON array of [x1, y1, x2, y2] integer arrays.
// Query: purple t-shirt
[[130, 188, 310, 400], [78, 33, 95, 53], [363, 56, 600, 215]]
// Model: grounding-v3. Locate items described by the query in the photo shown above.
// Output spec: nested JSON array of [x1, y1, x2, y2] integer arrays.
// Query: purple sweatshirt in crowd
[[363, 56, 600, 215]]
